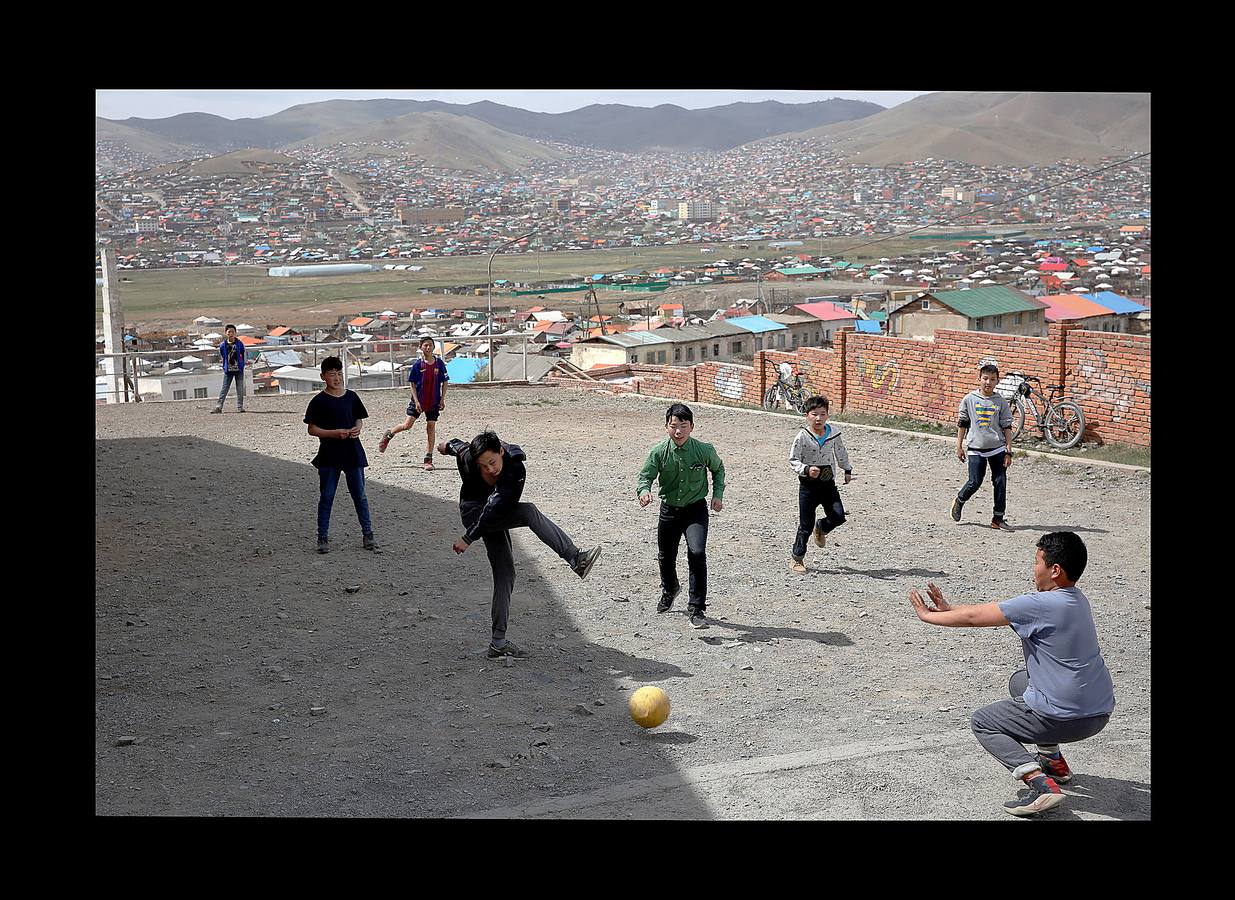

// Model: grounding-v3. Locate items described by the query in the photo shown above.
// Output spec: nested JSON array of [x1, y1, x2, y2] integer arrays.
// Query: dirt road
[[95, 388, 1150, 818]]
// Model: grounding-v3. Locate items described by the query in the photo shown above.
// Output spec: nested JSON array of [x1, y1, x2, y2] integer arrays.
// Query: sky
[[96, 90, 934, 121]]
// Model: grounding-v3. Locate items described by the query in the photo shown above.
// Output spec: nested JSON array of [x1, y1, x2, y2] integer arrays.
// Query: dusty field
[[95, 387, 1151, 819]]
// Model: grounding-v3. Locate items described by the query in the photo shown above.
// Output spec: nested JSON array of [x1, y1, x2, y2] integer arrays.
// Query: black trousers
[[657, 499, 709, 612], [792, 477, 846, 559]]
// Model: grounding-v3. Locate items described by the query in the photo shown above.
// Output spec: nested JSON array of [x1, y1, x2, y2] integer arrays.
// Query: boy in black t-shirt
[[303, 356, 379, 554]]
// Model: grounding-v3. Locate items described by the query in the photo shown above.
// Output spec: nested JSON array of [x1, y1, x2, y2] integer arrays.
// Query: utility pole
[[100, 247, 127, 404]]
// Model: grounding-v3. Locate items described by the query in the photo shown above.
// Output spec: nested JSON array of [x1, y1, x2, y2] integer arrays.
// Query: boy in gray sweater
[[788, 395, 853, 574], [952, 364, 1014, 530]]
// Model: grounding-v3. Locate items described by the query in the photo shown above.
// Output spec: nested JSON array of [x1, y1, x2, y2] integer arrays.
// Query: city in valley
[[95, 91, 1151, 821]]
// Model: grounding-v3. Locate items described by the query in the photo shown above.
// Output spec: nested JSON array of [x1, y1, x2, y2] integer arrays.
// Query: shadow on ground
[[95, 437, 713, 818], [703, 620, 854, 647], [1053, 773, 1151, 821]]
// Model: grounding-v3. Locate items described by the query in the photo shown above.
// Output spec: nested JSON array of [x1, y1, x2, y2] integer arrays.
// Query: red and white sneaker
[[1003, 774, 1065, 816]]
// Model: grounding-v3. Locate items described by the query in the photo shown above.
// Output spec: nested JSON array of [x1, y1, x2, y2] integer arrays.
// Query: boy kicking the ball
[[440, 430, 601, 659]]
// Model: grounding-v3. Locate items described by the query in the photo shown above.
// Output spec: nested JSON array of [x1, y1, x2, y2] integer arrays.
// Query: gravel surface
[[95, 387, 1151, 819]]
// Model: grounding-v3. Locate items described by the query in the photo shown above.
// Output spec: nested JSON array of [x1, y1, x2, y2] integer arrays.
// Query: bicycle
[[999, 372, 1086, 450], [763, 362, 811, 413]]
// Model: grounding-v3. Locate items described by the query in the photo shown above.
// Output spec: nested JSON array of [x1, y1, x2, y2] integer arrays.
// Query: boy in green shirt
[[636, 403, 726, 629]]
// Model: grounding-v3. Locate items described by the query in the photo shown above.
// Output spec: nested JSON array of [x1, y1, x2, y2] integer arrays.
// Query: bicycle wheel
[[789, 389, 809, 414], [1005, 395, 1026, 442], [1044, 401, 1085, 449], [763, 385, 784, 411]]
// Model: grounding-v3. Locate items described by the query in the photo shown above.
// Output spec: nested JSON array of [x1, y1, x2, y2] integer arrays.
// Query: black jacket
[[444, 439, 527, 543]]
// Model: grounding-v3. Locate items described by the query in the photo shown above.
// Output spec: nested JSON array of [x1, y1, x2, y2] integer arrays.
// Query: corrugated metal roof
[[593, 331, 673, 348], [926, 286, 1047, 318], [726, 315, 786, 334], [1041, 294, 1111, 322], [794, 301, 858, 322], [855, 320, 882, 333], [1087, 291, 1147, 314]]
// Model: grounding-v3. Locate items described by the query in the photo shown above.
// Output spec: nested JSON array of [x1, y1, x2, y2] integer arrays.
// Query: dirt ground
[[95, 387, 1151, 819]]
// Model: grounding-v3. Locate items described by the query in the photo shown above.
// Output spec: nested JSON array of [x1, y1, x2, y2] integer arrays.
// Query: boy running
[[439, 431, 601, 659], [952, 363, 1014, 530], [788, 395, 853, 574], [636, 403, 726, 629], [379, 336, 448, 470]]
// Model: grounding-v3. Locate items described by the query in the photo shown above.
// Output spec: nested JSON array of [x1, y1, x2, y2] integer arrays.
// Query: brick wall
[[1064, 330, 1151, 446], [547, 325, 1151, 447]]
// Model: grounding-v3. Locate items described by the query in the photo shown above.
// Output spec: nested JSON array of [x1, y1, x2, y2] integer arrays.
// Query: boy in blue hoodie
[[439, 430, 601, 659]]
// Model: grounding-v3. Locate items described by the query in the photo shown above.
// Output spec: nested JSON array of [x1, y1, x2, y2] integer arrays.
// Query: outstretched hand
[[909, 582, 951, 621], [926, 581, 951, 610]]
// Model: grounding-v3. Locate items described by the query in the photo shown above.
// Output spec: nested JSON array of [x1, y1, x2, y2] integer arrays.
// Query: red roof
[[1039, 262, 1069, 272], [348, 317, 373, 327], [267, 326, 294, 337], [1041, 293, 1112, 323], [235, 335, 265, 346], [794, 301, 857, 322]]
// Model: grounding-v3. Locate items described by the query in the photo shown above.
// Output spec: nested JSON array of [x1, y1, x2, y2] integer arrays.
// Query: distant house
[[889, 286, 1049, 338], [1043, 291, 1149, 334], [791, 301, 860, 345]]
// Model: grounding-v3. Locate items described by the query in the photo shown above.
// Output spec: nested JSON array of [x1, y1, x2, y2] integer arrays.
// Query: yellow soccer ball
[[628, 686, 670, 729]]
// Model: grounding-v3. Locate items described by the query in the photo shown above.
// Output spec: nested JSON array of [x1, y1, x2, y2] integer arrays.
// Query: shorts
[[406, 400, 440, 421]]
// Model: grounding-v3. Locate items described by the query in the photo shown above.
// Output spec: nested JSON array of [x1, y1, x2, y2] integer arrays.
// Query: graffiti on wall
[[854, 353, 900, 397], [1071, 348, 1149, 423], [712, 365, 745, 401], [921, 373, 953, 420]]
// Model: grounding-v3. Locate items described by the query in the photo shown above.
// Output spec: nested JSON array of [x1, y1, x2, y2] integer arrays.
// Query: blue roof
[[1034, 240, 1051, 247], [446, 357, 488, 384], [1086, 246, 1105, 252], [726, 315, 786, 334], [854, 320, 882, 333], [1087, 291, 1147, 314]]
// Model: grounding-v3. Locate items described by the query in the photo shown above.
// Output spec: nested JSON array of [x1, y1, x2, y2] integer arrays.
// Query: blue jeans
[[217, 370, 245, 408], [317, 466, 373, 540], [958, 451, 1007, 520]]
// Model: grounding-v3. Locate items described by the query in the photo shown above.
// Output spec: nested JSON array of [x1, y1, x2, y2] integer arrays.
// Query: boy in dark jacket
[[439, 430, 601, 659]]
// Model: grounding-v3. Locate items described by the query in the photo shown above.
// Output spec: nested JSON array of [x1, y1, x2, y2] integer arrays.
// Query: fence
[[95, 333, 540, 403]]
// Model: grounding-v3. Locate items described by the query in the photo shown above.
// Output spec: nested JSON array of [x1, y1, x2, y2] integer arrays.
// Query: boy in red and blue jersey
[[378, 336, 449, 470]]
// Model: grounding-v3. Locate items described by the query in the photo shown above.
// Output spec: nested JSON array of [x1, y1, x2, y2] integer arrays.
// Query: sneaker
[[1036, 752, 1074, 784], [991, 518, 1014, 532], [813, 523, 827, 547], [1003, 774, 1065, 817], [378, 430, 394, 453], [237, 408, 246, 413], [657, 587, 680, 613], [316, 537, 329, 554], [789, 558, 808, 575], [573, 545, 601, 579], [487, 641, 529, 659], [951, 497, 963, 522], [210, 407, 222, 414], [363, 535, 380, 553], [688, 609, 708, 629], [423, 454, 435, 471]]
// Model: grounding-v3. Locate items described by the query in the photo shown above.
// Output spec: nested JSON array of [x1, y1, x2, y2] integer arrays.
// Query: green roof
[[775, 265, 828, 275], [926, 285, 1047, 318]]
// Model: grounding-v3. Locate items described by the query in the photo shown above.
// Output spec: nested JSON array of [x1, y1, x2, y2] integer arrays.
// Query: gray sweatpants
[[970, 669, 1110, 779], [461, 501, 580, 647]]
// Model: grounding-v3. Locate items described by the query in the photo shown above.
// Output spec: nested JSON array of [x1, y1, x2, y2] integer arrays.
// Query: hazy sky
[[96, 90, 934, 120]]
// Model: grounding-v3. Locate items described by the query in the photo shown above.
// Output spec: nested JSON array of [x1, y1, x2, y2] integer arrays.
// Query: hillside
[[780, 92, 1151, 165], [98, 97, 885, 157], [95, 117, 206, 163], [294, 111, 567, 172], [147, 148, 301, 178]]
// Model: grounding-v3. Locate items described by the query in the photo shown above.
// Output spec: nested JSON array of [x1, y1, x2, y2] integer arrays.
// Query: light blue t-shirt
[[998, 587, 1115, 720]]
